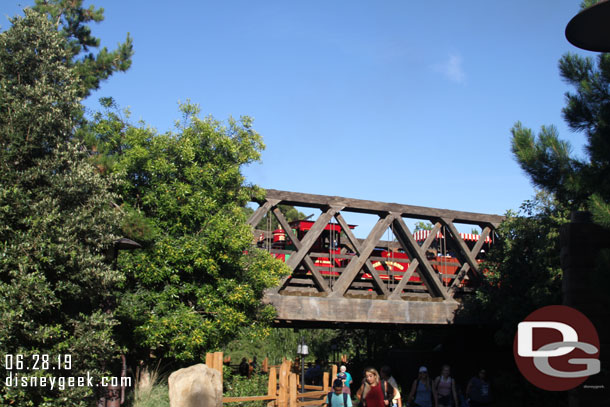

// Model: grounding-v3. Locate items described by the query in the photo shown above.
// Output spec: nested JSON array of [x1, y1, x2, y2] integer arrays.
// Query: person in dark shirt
[[239, 358, 249, 377], [466, 368, 492, 407]]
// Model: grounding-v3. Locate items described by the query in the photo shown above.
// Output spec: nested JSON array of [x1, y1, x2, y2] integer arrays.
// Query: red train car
[[260, 220, 491, 289]]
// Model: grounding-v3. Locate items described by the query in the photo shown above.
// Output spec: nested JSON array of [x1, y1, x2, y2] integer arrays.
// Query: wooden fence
[[206, 353, 338, 407]]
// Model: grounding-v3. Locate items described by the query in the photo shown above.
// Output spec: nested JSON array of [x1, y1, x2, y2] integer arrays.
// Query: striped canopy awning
[[413, 230, 492, 243]]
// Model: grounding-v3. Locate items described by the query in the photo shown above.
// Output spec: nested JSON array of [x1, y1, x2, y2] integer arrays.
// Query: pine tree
[[511, 30, 610, 228], [0, 10, 124, 406], [512, 0, 610, 228], [33, 0, 133, 98]]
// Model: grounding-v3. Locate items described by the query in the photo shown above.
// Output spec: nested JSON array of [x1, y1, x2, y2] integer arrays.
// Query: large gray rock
[[168, 364, 222, 407]]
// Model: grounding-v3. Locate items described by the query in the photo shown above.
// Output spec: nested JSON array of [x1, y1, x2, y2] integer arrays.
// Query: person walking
[[238, 358, 249, 377], [380, 366, 401, 407], [356, 367, 399, 407], [407, 366, 436, 407], [433, 365, 457, 407], [325, 379, 352, 407], [339, 365, 353, 395], [466, 368, 492, 407]]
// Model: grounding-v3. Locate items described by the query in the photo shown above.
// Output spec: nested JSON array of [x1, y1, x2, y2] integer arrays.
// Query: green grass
[[132, 383, 169, 407], [130, 365, 170, 407]]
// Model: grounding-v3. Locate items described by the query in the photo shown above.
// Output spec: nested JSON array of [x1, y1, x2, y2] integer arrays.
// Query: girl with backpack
[[433, 365, 458, 407], [325, 379, 352, 407], [356, 367, 399, 407], [406, 366, 436, 407]]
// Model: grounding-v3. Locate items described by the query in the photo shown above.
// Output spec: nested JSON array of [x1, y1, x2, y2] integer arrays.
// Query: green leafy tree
[[0, 10, 124, 406], [255, 205, 308, 231], [470, 193, 569, 345], [88, 101, 290, 365], [225, 328, 343, 366], [413, 221, 433, 232], [33, 0, 133, 98]]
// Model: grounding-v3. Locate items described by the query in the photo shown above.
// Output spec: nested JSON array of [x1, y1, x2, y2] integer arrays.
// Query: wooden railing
[[206, 353, 338, 407]]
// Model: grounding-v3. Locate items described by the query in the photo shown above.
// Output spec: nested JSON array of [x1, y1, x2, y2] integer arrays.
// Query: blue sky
[[1, 1, 597, 233]]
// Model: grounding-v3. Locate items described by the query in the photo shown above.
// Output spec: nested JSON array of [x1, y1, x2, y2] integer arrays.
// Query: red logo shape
[[513, 305, 600, 391]]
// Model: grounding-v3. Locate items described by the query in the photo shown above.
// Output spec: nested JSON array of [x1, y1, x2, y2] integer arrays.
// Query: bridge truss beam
[[248, 190, 504, 325]]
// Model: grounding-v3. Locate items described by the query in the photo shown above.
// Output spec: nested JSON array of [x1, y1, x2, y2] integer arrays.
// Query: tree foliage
[[471, 193, 569, 345], [511, 51, 610, 228], [33, 0, 133, 98], [254, 205, 308, 231], [87, 101, 290, 364], [0, 10, 124, 406], [225, 327, 343, 366], [1, 3, 288, 406]]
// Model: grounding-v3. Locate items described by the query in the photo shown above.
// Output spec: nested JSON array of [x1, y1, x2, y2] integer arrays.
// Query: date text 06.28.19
[[3, 354, 72, 371]]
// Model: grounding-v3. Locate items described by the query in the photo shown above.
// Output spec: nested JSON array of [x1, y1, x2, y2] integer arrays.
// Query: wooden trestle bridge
[[248, 190, 504, 327]]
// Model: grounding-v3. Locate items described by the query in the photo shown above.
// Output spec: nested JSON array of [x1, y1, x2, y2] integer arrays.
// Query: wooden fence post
[[262, 357, 269, 373], [278, 360, 289, 407], [323, 372, 330, 392], [214, 352, 223, 377], [267, 367, 277, 407], [289, 373, 297, 407], [205, 352, 213, 368]]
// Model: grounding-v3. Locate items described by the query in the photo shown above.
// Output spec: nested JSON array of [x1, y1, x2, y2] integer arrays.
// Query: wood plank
[[294, 390, 327, 398], [391, 216, 451, 300], [214, 351, 223, 376], [247, 199, 280, 227], [298, 399, 327, 406], [224, 396, 278, 402], [268, 367, 277, 397], [450, 226, 491, 291], [301, 384, 324, 391], [329, 213, 395, 297], [278, 361, 289, 407], [442, 219, 482, 282], [264, 189, 504, 225], [273, 206, 331, 293], [422, 222, 443, 252], [388, 258, 420, 298], [286, 207, 341, 270], [335, 212, 389, 296], [289, 373, 297, 407], [384, 222, 442, 299], [264, 292, 463, 324]]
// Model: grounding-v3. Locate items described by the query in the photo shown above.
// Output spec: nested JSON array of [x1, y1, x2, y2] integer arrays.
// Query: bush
[[224, 371, 269, 407]]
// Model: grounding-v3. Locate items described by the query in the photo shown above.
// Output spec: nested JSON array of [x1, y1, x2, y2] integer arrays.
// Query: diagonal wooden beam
[[441, 218, 483, 283], [421, 222, 442, 253], [286, 207, 342, 270], [271, 207, 299, 250], [387, 221, 442, 299], [272, 206, 330, 293], [247, 199, 280, 227], [450, 226, 491, 291], [334, 213, 389, 296], [388, 258, 420, 297], [391, 216, 451, 300], [329, 213, 396, 298]]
